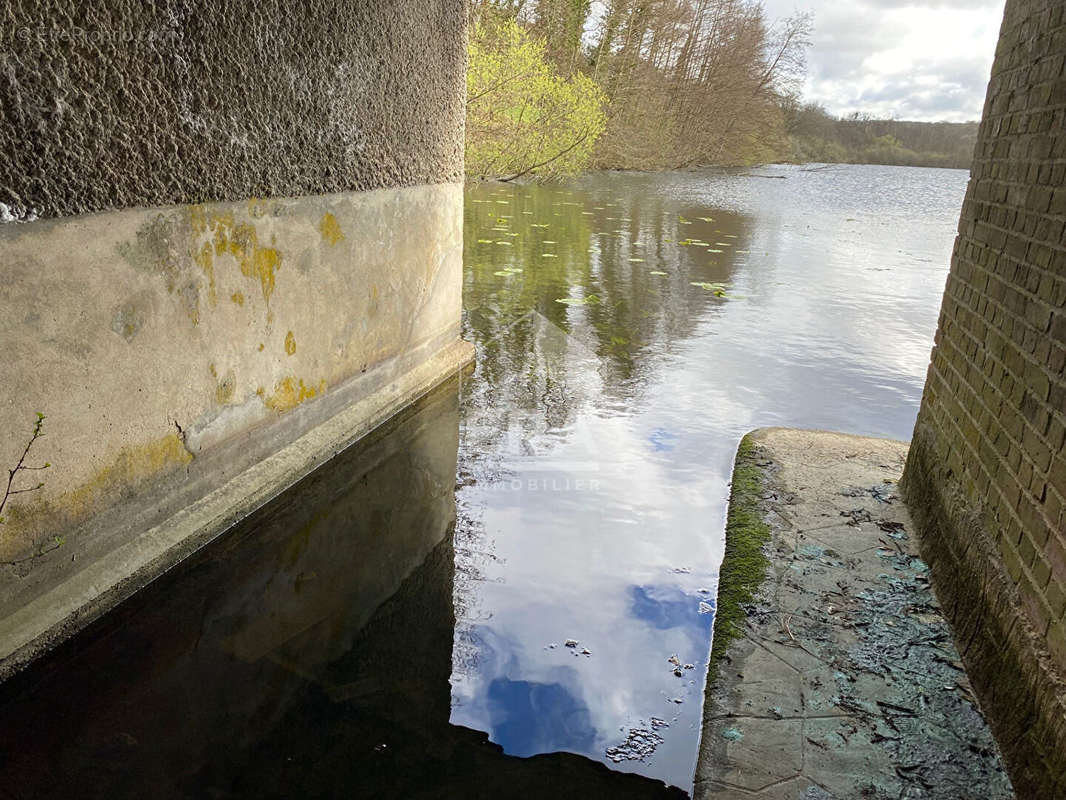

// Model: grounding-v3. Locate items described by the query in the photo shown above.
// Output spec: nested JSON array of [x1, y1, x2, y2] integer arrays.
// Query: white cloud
[[764, 0, 1005, 121]]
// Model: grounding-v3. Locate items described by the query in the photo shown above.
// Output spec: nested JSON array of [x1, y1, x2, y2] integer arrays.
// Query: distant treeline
[[466, 0, 810, 179], [465, 2, 977, 179], [784, 103, 979, 169]]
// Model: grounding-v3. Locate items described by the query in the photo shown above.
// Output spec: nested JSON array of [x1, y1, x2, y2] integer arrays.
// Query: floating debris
[[606, 727, 665, 763], [698, 601, 713, 614], [691, 282, 727, 297], [565, 639, 579, 648], [649, 270, 668, 275]]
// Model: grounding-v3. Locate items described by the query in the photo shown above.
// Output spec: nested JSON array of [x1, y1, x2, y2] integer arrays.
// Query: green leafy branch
[[1, 413, 51, 526]]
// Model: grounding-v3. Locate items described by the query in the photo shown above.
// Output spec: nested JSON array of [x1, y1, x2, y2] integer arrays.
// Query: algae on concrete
[[707, 434, 772, 684]]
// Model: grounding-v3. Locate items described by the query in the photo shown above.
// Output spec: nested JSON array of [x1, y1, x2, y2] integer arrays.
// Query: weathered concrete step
[[695, 428, 1013, 800]]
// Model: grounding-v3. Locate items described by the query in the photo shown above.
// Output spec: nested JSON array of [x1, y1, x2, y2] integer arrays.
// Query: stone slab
[[695, 428, 1014, 800]]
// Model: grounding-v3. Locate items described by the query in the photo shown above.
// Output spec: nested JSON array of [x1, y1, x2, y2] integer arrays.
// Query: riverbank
[[696, 429, 1012, 799]]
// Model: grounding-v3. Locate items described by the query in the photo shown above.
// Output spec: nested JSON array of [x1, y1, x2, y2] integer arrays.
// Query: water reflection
[[452, 165, 967, 791], [0, 379, 682, 799]]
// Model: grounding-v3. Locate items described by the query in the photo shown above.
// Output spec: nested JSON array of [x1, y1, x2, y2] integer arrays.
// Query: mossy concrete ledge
[[695, 428, 1012, 800]]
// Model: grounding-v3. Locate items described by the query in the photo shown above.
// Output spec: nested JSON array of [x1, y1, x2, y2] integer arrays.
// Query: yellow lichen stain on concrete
[[258, 343, 265, 352], [284, 330, 297, 356], [231, 291, 245, 306], [209, 362, 218, 378], [216, 369, 236, 404], [318, 212, 345, 246], [195, 241, 217, 307], [1, 434, 194, 553], [194, 210, 281, 304], [263, 377, 327, 413], [188, 205, 208, 235]]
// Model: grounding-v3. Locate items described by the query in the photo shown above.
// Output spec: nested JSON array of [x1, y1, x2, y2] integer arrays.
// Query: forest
[[465, 0, 979, 178]]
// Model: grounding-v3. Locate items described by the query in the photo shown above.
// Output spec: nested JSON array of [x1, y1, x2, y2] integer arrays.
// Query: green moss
[[707, 434, 772, 683]]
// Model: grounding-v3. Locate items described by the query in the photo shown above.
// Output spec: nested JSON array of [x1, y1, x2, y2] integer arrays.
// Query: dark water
[[0, 381, 683, 799], [0, 165, 966, 797], [450, 165, 968, 790]]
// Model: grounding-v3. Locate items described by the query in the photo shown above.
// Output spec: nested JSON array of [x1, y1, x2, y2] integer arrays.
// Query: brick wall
[[901, 0, 1066, 795]]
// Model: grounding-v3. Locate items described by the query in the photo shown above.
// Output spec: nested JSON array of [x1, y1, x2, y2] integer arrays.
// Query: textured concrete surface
[[696, 429, 1013, 800], [1, 184, 463, 564], [0, 0, 465, 221], [899, 1, 1066, 794]]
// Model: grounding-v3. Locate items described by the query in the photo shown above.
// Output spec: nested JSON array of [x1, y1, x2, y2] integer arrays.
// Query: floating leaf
[[476, 239, 493, 244], [495, 240, 513, 245], [541, 253, 558, 258], [628, 258, 645, 262], [649, 270, 668, 275], [542, 240, 557, 244], [555, 294, 599, 306], [493, 270, 514, 276], [698, 217, 715, 222], [679, 216, 691, 224], [707, 248, 723, 253], [691, 282, 728, 297]]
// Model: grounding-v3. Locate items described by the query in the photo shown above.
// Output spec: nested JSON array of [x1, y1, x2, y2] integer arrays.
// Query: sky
[[762, 0, 1007, 122]]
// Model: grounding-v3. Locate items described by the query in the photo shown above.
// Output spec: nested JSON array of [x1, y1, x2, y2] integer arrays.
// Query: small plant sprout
[[1, 413, 51, 525]]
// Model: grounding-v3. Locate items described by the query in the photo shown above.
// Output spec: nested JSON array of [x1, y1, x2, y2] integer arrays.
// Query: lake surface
[[450, 164, 968, 791], [0, 164, 967, 798]]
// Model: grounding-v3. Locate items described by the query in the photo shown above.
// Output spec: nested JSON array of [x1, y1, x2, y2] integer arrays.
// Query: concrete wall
[[0, 1, 472, 676], [901, 1, 1066, 794]]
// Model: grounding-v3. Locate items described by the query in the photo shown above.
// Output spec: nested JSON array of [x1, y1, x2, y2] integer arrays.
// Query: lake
[[0, 164, 967, 798], [451, 164, 968, 791]]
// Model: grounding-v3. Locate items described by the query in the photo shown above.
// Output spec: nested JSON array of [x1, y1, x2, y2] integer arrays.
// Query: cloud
[[762, 0, 1005, 121]]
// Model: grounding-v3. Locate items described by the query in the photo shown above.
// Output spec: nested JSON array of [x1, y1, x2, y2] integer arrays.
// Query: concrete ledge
[[696, 428, 1012, 799], [902, 426, 1066, 799], [0, 338, 474, 681]]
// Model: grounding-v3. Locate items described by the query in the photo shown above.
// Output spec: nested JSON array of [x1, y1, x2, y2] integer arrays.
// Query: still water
[[0, 165, 966, 798], [450, 164, 968, 791]]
